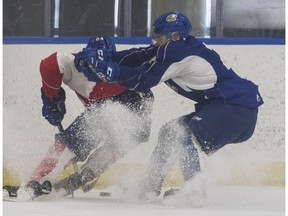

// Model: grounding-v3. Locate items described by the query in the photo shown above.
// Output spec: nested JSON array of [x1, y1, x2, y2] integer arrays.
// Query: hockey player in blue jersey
[[73, 11, 263, 198]]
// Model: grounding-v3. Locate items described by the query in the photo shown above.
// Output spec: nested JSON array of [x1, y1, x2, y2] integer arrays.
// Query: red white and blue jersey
[[115, 36, 263, 109], [40, 52, 127, 105]]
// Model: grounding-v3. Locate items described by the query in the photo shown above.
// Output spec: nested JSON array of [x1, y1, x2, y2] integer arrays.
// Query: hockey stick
[[57, 123, 65, 133]]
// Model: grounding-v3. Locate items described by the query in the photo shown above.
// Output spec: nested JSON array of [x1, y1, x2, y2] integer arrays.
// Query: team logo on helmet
[[166, 14, 177, 22]]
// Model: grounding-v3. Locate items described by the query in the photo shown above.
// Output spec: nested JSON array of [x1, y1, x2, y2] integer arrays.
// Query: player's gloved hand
[[85, 59, 120, 82], [74, 48, 98, 72], [86, 36, 115, 61], [41, 87, 66, 126], [74, 48, 103, 82]]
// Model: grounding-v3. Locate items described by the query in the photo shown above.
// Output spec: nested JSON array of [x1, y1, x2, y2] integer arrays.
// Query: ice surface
[[3, 186, 284, 216]]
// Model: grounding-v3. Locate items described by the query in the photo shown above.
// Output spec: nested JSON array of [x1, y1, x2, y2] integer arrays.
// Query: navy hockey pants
[[185, 100, 258, 154]]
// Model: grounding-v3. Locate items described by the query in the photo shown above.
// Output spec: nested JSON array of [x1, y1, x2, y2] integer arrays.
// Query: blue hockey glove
[[74, 48, 103, 82], [86, 36, 115, 61], [41, 87, 66, 126], [86, 59, 120, 82], [74, 48, 98, 72]]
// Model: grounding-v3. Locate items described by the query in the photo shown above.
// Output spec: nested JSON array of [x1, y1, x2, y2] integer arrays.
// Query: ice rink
[[3, 186, 285, 216], [3, 43, 285, 216]]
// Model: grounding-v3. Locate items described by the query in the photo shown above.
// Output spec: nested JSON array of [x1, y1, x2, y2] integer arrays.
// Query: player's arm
[[73, 38, 165, 86], [40, 52, 63, 99], [117, 60, 171, 91], [73, 49, 171, 91], [85, 36, 157, 67], [112, 45, 157, 67], [40, 52, 66, 126]]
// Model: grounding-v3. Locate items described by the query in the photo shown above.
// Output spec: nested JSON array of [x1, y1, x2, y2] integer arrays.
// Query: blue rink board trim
[[3, 36, 285, 45]]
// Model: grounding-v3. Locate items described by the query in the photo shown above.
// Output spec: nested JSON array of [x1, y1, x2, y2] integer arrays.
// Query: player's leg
[[167, 112, 201, 182], [61, 92, 155, 193], [140, 115, 196, 197], [51, 107, 106, 189], [57, 108, 104, 162], [21, 111, 98, 196], [179, 135, 201, 182], [27, 111, 90, 184], [78, 91, 154, 176]]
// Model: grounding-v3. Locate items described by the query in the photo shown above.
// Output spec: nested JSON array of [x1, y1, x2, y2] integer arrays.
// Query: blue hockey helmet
[[153, 11, 192, 38]]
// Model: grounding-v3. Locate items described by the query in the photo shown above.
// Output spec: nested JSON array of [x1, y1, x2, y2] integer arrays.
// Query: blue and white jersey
[[113, 45, 157, 67], [115, 36, 263, 109]]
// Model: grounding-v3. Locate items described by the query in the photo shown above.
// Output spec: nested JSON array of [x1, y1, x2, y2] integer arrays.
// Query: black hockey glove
[[41, 87, 66, 126]]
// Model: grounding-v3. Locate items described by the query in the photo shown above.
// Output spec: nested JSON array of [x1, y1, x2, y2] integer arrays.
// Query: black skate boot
[[59, 168, 97, 195]]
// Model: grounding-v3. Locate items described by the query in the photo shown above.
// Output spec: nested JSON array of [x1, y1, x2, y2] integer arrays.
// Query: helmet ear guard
[[153, 11, 192, 38]]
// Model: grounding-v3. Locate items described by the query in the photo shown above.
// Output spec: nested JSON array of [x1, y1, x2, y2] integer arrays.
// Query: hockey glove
[[86, 36, 116, 61], [74, 48, 98, 73], [86, 59, 120, 82], [74, 48, 103, 82], [41, 87, 66, 126]]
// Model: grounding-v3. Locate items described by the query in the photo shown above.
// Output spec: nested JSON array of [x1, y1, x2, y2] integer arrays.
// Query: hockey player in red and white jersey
[[14, 38, 156, 199]]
